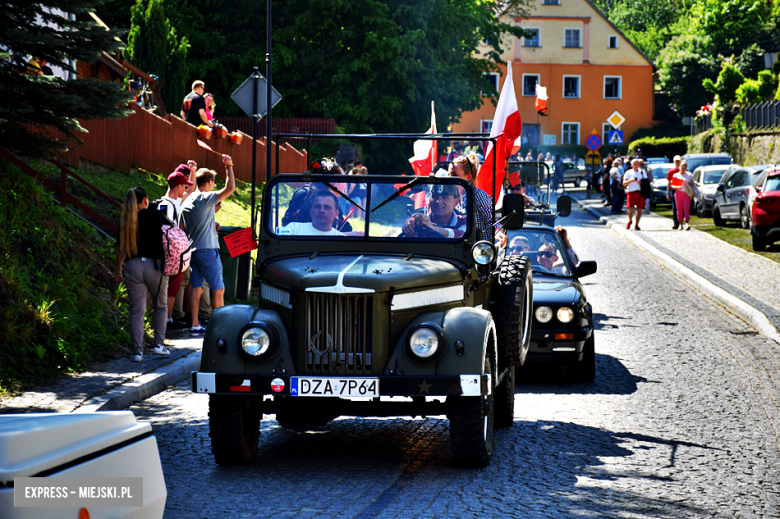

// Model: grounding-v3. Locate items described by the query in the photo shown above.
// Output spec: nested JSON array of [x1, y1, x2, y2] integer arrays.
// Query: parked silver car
[[692, 164, 732, 217], [713, 165, 771, 228], [648, 163, 675, 206]]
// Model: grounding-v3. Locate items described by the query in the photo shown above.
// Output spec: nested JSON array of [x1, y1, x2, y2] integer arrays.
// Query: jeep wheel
[[495, 256, 532, 367], [448, 348, 495, 467], [208, 394, 261, 465], [494, 366, 515, 428], [567, 335, 595, 383], [713, 205, 725, 227]]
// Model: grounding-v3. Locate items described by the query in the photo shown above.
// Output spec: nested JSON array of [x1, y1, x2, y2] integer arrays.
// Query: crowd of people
[[115, 154, 236, 362]]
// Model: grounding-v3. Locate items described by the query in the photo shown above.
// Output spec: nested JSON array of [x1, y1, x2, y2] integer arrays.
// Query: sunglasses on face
[[537, 251, 554, 258]]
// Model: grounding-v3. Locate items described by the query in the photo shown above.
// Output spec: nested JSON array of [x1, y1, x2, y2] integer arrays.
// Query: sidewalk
[[2, 193, 780, 415], [569, 191, 780, 344]]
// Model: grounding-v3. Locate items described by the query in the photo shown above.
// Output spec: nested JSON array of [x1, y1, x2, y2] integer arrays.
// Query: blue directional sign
[[585, 134, 602, 150], [608, 130, 623, 145]]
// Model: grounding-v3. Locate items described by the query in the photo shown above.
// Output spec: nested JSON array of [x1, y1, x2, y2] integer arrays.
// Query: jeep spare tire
[[494, 256, 533, 367]]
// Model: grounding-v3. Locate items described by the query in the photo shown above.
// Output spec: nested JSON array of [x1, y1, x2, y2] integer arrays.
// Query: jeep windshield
[[265, 175, 473, 240], [505, 228, 575, 277]]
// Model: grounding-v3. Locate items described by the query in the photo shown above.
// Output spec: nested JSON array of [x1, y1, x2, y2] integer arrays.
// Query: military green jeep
[[192, 155, 533, 467]]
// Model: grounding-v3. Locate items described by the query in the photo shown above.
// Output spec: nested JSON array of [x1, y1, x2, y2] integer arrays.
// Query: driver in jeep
[[278, 190, 345, 236], [401, 184, 466, 238]]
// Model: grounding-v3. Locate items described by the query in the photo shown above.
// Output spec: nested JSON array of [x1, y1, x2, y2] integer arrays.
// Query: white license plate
[[291, 377, 379, 397]]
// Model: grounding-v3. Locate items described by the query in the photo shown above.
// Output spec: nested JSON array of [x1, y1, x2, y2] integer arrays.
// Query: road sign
[[607, 111, 626, 129], [585, 150, 601, 165], [231, 72, 282, 120], [608, 130, 623, 145], [585, 134, 602, 151]]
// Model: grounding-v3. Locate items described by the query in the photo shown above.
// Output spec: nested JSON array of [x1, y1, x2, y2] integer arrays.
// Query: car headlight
[[557, 307, 575, 323], [240, 324, 273, 357], [471, 241, 496, 266], [535, 306, 553, 323], [408, 325, 441, 359]]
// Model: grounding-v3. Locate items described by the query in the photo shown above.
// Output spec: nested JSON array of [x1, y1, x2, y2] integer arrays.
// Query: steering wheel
[[398, 227, 444, 239]]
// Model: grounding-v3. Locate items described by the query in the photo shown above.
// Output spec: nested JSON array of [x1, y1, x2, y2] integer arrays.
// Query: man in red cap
[[159, 161, 197, 327]]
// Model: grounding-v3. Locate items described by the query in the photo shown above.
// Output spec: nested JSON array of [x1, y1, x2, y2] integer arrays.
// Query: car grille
[[304, 292, 373, 374]]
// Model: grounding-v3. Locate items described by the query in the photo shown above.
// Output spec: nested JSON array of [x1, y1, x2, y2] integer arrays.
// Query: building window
[[523, 28, 540, 47], [608, 35, 618, 49], [563, 76, 580, 98], [564, 28, 581, 48], [522, 74, 539, 97], [482, 73, 498, 97], [562, 123, 579, 145], [542, 0, 560, 4], [604, 76, 621, 99], [482, 120, 493, 134]]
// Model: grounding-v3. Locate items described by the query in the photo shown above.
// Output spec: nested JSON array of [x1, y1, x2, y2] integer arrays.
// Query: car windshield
[[505, 228, 574, 277], [765, 176, 780, 192], [703, 169, 727, 183], [265, 176, 473, 240], [651, 166, 672, 179]]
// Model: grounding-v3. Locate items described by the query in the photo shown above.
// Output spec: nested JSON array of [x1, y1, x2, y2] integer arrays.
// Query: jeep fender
[[385, 307, 496, 377], [200, 304, 293, 374]]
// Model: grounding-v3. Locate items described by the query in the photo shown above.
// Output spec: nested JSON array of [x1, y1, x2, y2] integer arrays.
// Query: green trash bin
[[218, 226, 253, 300]]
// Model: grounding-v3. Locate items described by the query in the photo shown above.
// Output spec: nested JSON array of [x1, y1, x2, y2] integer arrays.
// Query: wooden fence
[[52, 105, 308, 181], [217, 116, 337, 140]]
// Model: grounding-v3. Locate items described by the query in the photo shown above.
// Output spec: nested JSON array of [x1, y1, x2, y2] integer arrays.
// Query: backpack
[[639, 171, 652, 199], [149, 197, 179, 227], [161, 224, 191, 276]]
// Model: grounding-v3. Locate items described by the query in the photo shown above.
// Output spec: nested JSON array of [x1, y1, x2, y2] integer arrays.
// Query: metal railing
[[693, 100, 780, 134], [217, 117, 337, 139]]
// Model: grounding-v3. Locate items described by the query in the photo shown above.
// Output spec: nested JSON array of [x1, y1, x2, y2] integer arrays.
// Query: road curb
[[577, 200, 780, 346], [75, 351, 201, 413]]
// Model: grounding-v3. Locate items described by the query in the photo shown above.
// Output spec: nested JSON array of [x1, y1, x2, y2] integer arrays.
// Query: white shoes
[[152, 345, 171, 355], [132, 353, 143, 362]]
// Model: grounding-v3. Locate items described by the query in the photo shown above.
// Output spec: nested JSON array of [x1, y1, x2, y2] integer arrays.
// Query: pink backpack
[[161, 224, 191, 276]]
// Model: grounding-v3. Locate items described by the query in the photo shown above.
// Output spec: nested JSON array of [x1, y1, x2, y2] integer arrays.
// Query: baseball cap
[[431, 183, 459, 197], [167, 170, 193, 187], [673, 155, 682, 162]]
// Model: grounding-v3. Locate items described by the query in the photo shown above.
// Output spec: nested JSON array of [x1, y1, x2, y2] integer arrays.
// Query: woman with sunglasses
[[448, 153, 495, 240]]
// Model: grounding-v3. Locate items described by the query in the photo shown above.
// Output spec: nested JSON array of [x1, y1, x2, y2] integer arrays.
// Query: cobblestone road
[[132, 206, 780, 519]]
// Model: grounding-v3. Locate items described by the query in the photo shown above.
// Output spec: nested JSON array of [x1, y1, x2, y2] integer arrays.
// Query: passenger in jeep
[[278, 190, 345, 236], [401, 184, 466, 238]]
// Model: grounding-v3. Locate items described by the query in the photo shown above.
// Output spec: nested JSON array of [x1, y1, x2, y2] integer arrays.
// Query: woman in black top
[[115, 187, 171, 362]]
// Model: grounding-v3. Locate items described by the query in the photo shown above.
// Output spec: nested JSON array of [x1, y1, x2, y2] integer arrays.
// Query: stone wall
[[690, 129, 780, 165]]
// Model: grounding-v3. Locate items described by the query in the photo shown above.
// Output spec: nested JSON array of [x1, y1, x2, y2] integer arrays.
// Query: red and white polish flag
[[475, 62, 522, 203], [408, 101, 437, 208]]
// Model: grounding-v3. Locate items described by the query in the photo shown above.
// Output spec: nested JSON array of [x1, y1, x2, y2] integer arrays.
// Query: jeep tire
[[208, 394, 261, 465], [494, 256, 533, 367], [567, 334, 595, 382], [448, 350, 495, 467]]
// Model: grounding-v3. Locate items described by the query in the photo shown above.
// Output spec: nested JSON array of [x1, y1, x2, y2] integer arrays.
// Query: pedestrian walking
[[181, 80, 214, 129], [181, 154, 236, 336], [623, 158, 647, 230], [671, 161, 694, 231], [610, 165, 624, 214], [666, 155, 682, 229], [553, 154, 565, 194], [115, 187, 171, 362]]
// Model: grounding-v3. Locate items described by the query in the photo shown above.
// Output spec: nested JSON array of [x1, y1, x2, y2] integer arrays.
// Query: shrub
[[627, 136, 690, 159]]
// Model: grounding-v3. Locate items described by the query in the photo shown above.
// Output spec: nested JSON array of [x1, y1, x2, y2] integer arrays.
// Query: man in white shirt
[[623, 158, 647, 231], [278, 191, 345, 236]]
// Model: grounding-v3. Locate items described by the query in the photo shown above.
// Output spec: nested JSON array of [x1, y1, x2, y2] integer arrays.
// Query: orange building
[[452, 0, 656, 153]]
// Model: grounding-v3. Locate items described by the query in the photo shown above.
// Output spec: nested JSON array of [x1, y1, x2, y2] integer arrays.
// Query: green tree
[[656, 34, 720, 117], [703, 60, 745, 128], [736, 70, 776, 104], [125, 0, 189, 114], [687, 0, 770, 56], [0, 0, 133, 158]]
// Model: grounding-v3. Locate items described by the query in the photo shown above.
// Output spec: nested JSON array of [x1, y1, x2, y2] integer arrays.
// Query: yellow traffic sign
[[607, 111, 626, 129], [585, 150, 601, 165]]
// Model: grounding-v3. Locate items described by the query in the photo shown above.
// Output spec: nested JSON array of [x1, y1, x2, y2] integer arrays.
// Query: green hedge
[[627, 136, 690, 159]]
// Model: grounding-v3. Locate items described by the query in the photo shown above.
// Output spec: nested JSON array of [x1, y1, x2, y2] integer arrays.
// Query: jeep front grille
[[305, 293, 373, 374]]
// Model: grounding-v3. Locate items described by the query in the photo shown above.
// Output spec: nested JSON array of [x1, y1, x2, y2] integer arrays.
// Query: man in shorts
[[181, 154, 235, 336], [623, 158, 647, 231]]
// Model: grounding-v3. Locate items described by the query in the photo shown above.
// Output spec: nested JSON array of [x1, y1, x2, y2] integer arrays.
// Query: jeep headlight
[[408, 325, 441, 359], [240, 325, 272, 357], [471, 241, 496, 266], [535, 306, 553, 323], [556, 307, 575, 323]]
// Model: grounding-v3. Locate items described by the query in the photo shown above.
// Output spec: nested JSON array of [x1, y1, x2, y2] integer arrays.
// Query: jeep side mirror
[[557, 195, 572, 217], [501, 194, 525, 231], [576, 260, 597, 278]]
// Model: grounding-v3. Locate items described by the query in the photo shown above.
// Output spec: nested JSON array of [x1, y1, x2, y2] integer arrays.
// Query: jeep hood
[[532, 276, 582, 305], [262, 255, 464, 293]]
